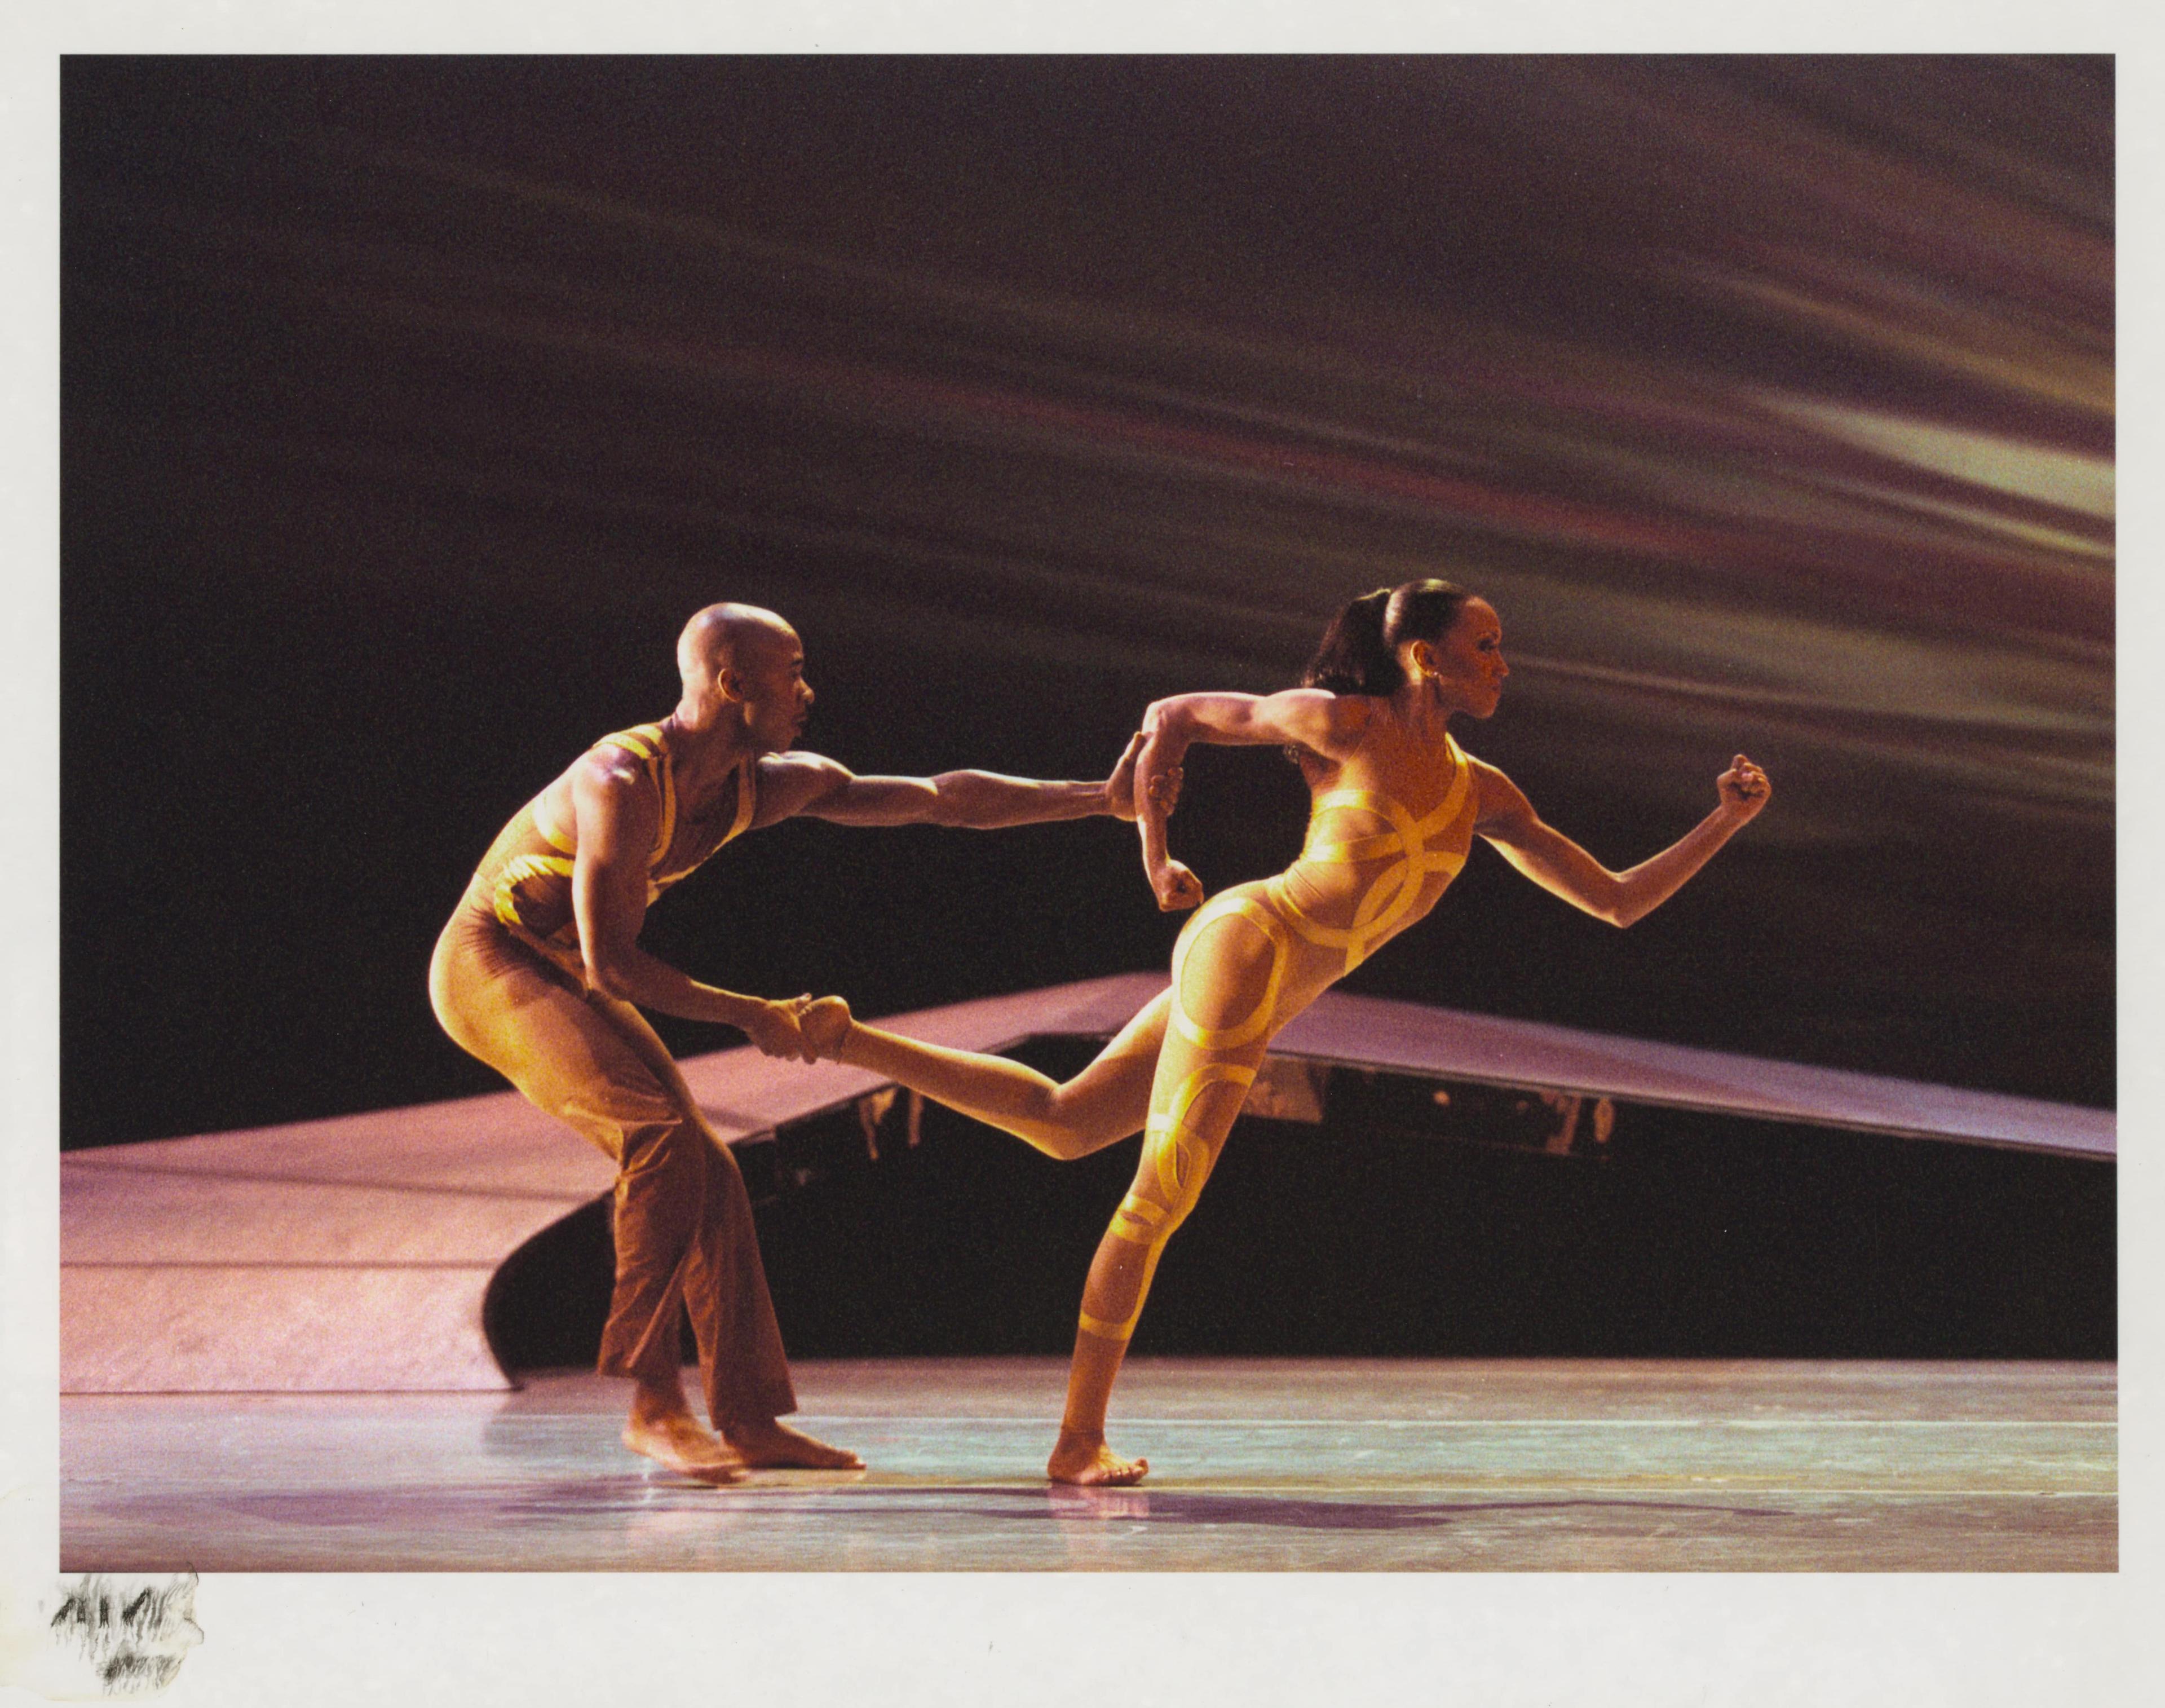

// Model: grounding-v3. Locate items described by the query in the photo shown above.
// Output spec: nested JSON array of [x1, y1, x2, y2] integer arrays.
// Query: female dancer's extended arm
[[1132, 689, 1372, 911], [1474, 754, 1771, 926]]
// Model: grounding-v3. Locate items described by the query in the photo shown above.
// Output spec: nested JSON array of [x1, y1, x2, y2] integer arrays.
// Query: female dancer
[[802, 580, 1771, 1485]]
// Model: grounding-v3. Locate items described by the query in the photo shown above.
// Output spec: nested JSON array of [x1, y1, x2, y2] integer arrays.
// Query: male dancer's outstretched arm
[[750, 733, 1146, 832], [578, 702, 1143, 1053]]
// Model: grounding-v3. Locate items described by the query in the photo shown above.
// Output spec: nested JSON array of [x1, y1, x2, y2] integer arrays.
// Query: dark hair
[[1300, 579, 1473, 696]]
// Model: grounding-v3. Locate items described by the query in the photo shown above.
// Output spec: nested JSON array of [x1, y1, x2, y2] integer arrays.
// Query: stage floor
[[62, 1358, 2114, 1572]]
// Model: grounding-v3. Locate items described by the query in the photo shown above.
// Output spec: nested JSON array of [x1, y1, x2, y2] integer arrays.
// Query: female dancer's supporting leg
[[801, 900, 1285, 1483], [1051, 1024, 1269, 1484], [1049, 901, 1283, 1484]]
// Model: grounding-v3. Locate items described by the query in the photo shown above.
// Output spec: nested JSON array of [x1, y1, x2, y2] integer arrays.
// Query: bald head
[[677, 603, 796, 689], [674, 603, 812, 751]]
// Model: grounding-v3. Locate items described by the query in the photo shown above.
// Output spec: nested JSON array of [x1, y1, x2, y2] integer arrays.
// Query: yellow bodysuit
[[430, 723, 794, 1425], [1082, 722, 1481, 1341], [476, 722, 759, 977]]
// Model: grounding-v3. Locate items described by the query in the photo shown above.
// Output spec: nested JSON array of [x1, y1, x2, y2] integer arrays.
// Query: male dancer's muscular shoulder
[[560, 745, 662, 850], [748, 752, 851, 831]]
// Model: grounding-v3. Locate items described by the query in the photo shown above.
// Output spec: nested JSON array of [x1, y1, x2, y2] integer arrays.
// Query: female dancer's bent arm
[[1134, 690, 1371, 910], [1475, 753, 1771, 927]]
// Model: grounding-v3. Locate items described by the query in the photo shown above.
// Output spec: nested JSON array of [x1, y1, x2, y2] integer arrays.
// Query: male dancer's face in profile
[[728, 625, 816, 753]]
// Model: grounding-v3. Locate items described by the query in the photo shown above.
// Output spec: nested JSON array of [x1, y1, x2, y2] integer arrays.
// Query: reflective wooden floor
[[62, 1358, 2115, 1572]]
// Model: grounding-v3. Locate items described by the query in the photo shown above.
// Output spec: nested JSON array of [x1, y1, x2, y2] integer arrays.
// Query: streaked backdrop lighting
[[62, 56, 2112, 1144]]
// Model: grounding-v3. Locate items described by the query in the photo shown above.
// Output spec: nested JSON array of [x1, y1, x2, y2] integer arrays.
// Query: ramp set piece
[[61, 974, 2112, 1396]]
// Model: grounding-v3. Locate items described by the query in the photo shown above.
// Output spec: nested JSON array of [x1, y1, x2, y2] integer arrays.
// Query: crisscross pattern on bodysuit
[[1165, 730, 1477, 1053], [1271, 733, 1477, 975], [1079, 730, 1479, 1343]]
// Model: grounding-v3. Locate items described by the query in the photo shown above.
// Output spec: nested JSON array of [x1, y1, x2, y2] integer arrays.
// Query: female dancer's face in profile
[[1420, 597, 1509, 719]]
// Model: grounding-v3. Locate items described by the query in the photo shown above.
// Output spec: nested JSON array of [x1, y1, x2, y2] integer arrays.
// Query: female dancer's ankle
[[799, 997, 855, 1062]]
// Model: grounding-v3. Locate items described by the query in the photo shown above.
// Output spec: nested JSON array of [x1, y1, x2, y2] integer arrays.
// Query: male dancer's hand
[[1104, 730, 1176, 823], [743, 996, 817, 1062]]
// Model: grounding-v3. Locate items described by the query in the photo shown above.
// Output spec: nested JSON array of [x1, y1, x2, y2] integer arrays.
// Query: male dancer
[[431, 603, 1143, 1482]]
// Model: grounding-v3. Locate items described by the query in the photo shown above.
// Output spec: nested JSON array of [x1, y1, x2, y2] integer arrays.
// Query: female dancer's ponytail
[[1301, 588, 1398, 695], [1301, 579, 1469, 696]]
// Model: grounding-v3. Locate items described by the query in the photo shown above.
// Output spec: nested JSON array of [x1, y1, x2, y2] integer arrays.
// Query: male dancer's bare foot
[[1048, 1428, 1148, 1486], [721, 1418, 865, 1470], [622, 1401, 746, 1485], [798, 996, 854, 1062]]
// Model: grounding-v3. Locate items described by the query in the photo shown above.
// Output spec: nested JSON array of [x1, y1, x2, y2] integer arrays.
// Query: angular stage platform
[[60, 974, 2115, 1395], [62, 1358, 2114, 1572]]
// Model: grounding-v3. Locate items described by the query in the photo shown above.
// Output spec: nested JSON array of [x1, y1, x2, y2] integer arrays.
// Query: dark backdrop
[[62, 56, 2114, 1148]]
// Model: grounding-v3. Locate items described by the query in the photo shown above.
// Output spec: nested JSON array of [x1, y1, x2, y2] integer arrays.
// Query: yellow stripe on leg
[[1146, 1062, 1257, 1211], [1077, 1238, 1173, 1342], [1169, 897, 1291, 1052], [1108, 1193, 1165, 1245]]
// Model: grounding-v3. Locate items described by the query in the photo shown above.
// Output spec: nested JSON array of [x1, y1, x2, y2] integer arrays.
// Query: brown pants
[[429, 908, 796, 1426]]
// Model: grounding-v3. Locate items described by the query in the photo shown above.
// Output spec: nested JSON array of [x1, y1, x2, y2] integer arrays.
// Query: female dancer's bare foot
[[1048, 1428, 1148, 1486], [721, 1418, 865, 1470], [798, 996, 854, 1062], [622, 1407, 746, 1485]]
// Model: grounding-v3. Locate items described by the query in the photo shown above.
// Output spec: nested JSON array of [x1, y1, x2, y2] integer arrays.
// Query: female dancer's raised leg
[[800, 990, 1170, 1160]]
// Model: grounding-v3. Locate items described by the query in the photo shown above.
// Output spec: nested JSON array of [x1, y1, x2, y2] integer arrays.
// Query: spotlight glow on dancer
[[802, 581, 1770, 1485]]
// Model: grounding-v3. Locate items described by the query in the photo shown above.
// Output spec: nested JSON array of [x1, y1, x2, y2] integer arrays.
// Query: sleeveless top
[[1157, 723, 1483, 1083], [459, 723, 758, 976], [1269, 727, 1480, 975]]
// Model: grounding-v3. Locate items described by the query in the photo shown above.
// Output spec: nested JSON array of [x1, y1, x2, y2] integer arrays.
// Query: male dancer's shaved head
[[674, 603, 811, 752], [678, 603, 796, 690]]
